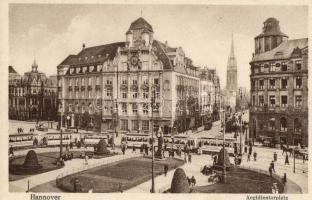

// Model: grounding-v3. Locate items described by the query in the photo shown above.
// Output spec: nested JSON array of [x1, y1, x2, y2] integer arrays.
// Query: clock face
[[130, 56, 139, 66]]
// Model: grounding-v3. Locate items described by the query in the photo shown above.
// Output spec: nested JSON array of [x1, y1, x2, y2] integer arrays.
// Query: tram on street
[[84, 133, 108, 145], [9, 133, 35, 147]]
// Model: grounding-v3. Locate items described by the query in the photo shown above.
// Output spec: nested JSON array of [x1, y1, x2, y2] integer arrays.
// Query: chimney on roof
[[82, 43, 86, 50]]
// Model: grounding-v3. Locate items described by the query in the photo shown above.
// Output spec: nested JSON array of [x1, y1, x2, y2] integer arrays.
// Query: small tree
[[170, 168, 190, 193]]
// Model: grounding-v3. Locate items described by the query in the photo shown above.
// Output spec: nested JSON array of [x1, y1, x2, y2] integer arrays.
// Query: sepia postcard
[[0, 0, 311, 200]]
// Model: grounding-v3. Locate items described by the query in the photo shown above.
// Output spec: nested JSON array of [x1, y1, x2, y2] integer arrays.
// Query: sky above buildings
[[9, 4, 308, 89]]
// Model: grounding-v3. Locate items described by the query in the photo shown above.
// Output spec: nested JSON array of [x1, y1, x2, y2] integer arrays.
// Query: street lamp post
[[293, 149, 296, 173], [66, 115, 70, 130], [220, 95, 226, 184], [59, 129, 63, 159], [150, 89, 156, 193]]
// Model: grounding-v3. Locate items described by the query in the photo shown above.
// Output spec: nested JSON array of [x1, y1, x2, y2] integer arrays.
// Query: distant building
[[225, 34, 238, 113], [199, 67, 221, 121], [57, 17, 201, 135], [249, 18, 308, 146], [236, 86, 249, 111], [8, 61, 58, 121]]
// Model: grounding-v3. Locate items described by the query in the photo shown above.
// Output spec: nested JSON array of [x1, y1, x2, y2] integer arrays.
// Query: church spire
[[230, 32, 235, 58]]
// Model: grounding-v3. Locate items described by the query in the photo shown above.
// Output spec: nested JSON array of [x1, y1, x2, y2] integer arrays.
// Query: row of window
[[65, 77, 159, 87], [67, 89, 160, 99], [258, 118, 302, 133], [67, 102, 160, 115], [252, 60, 302, 74], [10, 87, 56, 96], [252, 77, 303, 90], [252, 95, 302, 108], [120, 119, 150, 131]]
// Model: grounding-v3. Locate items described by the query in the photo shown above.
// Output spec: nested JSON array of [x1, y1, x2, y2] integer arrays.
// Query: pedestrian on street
[[249, 145, 252, 155], [164, 164, 168, 176], [274, 152, 277, 162], [213, 155, 217, 165], [302, 154, 305, 163], [188, 154, 192, 163], [132, 145, 136, 153], [85, 155, 89, 165], [285, 154, 289, 165], [244, 146, 247, 154], [269, 166, 273, 177], [270, 161, 275, 173], [247, 153, 250, 162], [253, 151, 257, 161], [191, 176, 196, 187], [271, 183, 279, 194]]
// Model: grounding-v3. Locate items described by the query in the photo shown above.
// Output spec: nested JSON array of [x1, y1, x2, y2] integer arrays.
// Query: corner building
[[57, 17, 200, 135], [249, 18, 308, 146]]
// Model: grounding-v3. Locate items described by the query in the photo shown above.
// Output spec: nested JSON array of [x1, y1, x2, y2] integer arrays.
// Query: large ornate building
[[9, 61, 58, 121], [249, 18, 308, 146], [57, 17, 200, 135], [225, 35, 238, 112]]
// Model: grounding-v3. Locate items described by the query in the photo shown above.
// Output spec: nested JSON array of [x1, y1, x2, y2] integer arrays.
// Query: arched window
[[280, 117, 287, 131], [294, 118, 301, 133]]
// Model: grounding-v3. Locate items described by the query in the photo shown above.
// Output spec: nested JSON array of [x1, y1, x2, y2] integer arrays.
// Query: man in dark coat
[[164, 164, 168, 176], [285, 154, 289, 165]]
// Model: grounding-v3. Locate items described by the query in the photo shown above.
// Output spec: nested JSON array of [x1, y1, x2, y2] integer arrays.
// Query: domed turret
[[255, 18, 288, 54], [126, 17, 153, 47], [32, 59, 38, 72]]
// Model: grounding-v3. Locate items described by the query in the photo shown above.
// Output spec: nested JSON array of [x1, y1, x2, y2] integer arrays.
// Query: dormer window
[[295, 60, 302, 70], [281, 62, 287, 71]]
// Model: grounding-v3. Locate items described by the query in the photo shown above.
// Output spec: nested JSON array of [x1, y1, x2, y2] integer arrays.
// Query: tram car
[[122, 133, 150, 148], [9, 133, 35, 148], [196, 136, 235, 156], [45, 132, 72, 146], [84, 134, 108, 145]]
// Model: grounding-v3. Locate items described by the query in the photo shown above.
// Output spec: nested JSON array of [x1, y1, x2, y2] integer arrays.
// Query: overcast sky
[[9, 4, 308, 89]]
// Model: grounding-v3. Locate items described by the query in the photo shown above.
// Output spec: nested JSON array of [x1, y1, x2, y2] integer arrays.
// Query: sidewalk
[[240, 147, 308, 193], [9, 151, 142, 192], [126, 154, 213, 193]]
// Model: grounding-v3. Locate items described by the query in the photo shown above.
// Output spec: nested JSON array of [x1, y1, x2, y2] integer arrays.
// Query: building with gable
[[9, 61, 58, 121]]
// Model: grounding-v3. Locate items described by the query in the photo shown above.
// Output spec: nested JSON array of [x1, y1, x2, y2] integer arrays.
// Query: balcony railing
[[95, 85, 101, 91], [74, 86, 79, 91], [81, 86, 85, 91], [87, 86, 92, 91], [68, 86, 72, 92]]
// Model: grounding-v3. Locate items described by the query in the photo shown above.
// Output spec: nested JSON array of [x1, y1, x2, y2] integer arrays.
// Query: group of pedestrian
[[29, 128, 35, 132]]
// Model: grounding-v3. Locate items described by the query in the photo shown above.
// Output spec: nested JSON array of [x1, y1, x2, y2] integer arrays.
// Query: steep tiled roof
[[251, 38, 308, 62], [59, 42, 125, 66], [152, 40, 173, 70]]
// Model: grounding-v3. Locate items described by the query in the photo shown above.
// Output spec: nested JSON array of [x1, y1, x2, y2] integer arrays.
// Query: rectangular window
[[106, 79, 112, 85], [131, 120, 139, 131], [153, 103, 160, 113], [132, 79, 138, 85], [106, 90, 112, 97], [269, 95, 275, 107], [295, 60, 302, 70], [295, 77, 302, 89], [281, 78, 288, 89], [259, 95, 264, 106], [120, 120, 128, 131], [143, 90, 149, 99], [143, 103, 149, 114], [122, 91, 127, 99], [154, 78, 159, 85], [132, 91, 138, 99], [122, 79, 127, 85], [88, 77, 92, 86], [281, 96, 288, 107], [259, 80, 264, 90], [269, 79, 275, 89], [122, 103, 127, 113], [132, 103, 137, 113], [143, 76, 148, 85], [252, 96, 256, 106], [295, 96, 302, 108], [142, 120, 149, 131]]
